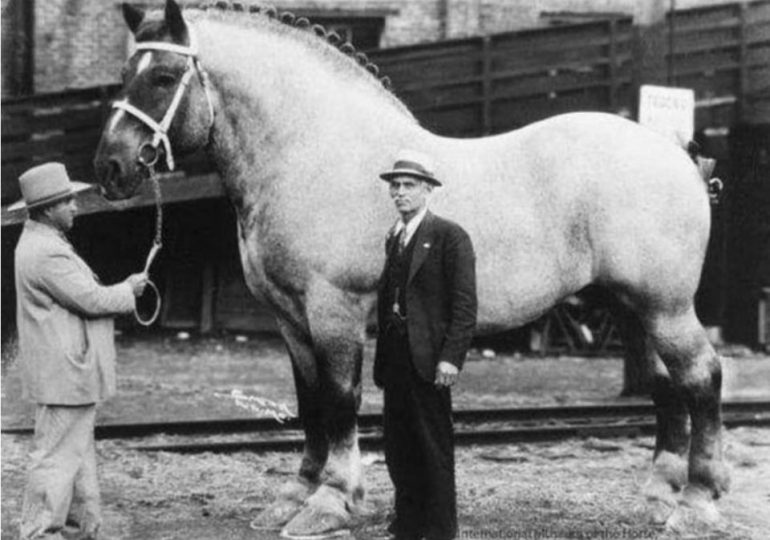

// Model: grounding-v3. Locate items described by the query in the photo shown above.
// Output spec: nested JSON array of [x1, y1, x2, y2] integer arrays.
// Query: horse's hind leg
[[613, 305, 690, 521], [645, 306, 729, 528], [250, 316, 326, 530]]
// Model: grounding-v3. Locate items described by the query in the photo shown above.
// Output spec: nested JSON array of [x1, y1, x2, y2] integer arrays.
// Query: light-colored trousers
[[20, 404, 100, 540]]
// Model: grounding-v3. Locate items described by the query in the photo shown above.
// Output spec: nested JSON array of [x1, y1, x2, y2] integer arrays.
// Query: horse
[[94, 1, 729, 537]]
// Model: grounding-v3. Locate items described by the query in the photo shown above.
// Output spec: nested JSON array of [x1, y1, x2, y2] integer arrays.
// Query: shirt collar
[[393, 205, 429, 246]]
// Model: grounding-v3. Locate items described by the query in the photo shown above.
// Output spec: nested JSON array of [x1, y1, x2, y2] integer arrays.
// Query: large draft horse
[[94, 1, 728, 536]]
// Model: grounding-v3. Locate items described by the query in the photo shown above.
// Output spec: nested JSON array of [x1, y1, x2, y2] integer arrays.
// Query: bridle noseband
[[111, 29, 214, 171]]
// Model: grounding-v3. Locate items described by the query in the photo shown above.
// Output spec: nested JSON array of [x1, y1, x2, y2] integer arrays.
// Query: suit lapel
[[408, 211, 435, 284]]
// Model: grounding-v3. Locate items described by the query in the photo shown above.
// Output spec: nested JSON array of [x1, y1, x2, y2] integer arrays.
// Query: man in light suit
[[374, 151, 477, 540], [11, 162, 147, 540]]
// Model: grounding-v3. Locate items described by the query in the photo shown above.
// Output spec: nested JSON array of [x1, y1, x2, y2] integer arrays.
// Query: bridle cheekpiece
[[112, 28, 214, 171]]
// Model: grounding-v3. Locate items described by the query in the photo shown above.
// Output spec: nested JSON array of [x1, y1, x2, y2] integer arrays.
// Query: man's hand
[[435, 361, 459, 387], [126, 273, 148, 297]]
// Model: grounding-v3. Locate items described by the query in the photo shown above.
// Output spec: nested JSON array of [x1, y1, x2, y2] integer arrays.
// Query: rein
[[111, 29, 214, 325], [134, 163, 163, 327]]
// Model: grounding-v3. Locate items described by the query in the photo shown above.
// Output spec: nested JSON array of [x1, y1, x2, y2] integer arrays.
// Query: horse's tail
[[685, 140, 723, 205]]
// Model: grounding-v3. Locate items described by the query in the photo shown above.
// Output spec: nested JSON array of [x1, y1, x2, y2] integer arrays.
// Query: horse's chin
[[99, 180, 142, 202]]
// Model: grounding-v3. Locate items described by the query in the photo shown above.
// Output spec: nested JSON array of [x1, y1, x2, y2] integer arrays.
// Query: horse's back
[[430, 112, 710, 328]]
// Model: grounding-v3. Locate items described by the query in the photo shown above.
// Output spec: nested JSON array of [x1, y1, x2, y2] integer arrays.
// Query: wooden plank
[[493, 70, 625, 101], [670, 3, 740, 31], [2, 172, 225, 227], [493, 31, 629, 59], [370, 40, 481, 65], [392, 52, 632, 95], [745, 21, 770, 44], [670, 30, 742, 56], [492, 45, 615, 73], [1, 85, 118, 107], [2, 130, 103, 161], [2, 108, 104, 140], [490, 86, 613, 129]]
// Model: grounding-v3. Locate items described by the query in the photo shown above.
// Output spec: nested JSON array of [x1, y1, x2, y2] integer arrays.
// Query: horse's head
[[94, 0, 214, 200]]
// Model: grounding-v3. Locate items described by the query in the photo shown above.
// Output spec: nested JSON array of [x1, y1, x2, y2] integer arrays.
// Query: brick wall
[[0, 0, 741, 95], [34, 0, 127, 93]]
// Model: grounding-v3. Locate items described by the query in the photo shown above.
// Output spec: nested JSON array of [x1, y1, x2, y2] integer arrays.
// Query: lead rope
[[134, 163, 163, 326]]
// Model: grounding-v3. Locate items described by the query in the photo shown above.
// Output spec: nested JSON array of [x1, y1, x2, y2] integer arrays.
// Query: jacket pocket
[[53, 306, 89, 364]]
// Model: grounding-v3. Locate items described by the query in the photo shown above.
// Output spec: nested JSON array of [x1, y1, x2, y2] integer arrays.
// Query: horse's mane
[[182, 1, 412, 117]]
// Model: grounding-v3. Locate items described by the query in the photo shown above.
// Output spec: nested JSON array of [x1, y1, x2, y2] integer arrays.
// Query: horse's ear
[[164, 0, 188, 43], [122, 3, 144, 34]]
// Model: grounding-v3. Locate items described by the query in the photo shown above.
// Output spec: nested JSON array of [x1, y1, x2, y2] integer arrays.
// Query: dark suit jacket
[[374, 211, 477, 387]]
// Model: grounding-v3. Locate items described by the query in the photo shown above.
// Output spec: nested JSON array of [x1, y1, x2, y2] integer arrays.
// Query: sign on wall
[[638, 85, 695, 144]]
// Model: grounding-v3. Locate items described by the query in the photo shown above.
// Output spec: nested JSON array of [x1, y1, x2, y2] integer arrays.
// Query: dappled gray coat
[[14, 220, 135, 405]]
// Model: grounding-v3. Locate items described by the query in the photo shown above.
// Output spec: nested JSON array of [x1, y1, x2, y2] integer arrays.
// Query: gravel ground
[[2, 332, 769, 540]]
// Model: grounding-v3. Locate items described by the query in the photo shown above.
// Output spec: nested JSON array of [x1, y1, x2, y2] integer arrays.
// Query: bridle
[[111, 28, 214, 171], [109, 28, 214, 325]]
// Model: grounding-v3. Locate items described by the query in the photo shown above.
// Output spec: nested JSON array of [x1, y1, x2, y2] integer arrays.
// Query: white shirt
[[393, 205, 429, 248]]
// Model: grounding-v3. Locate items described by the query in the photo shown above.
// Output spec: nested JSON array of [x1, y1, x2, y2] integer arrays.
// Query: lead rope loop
[[134, 163, 163, 326]]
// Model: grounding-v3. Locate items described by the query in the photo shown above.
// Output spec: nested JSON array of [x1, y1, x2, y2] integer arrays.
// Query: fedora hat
[[379, 150, 442, 186], [8, 162, 93, 211]]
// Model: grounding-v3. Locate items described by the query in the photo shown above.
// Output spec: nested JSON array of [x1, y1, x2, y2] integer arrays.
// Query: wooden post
[[607, 18, 617, 111], [199, 262, 215, 334], [737, 2, 748, 121], [481, 36, 492, 135]]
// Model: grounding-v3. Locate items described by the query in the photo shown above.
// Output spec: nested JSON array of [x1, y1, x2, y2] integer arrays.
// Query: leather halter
[[111, 30, 214, 171]]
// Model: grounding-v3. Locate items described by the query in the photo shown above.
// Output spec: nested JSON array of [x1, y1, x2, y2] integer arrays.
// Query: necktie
[[397, 228, 407, 255]]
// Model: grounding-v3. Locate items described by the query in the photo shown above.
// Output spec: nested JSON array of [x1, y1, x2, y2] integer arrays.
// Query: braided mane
[[200, 1, 393, 91]]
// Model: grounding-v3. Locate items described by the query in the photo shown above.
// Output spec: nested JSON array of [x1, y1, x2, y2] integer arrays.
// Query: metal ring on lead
[[138, 142, 160, 168], [134, 279, 161, 326]]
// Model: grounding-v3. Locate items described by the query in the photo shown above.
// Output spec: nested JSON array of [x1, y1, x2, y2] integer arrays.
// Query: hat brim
[[379, 170, 442, 186], [6, 181, 94, 212]]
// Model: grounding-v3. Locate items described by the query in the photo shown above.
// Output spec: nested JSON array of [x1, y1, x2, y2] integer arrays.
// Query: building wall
[[1, 0, 738, 95]]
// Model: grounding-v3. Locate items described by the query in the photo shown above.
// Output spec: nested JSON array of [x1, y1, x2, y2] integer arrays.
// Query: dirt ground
[[2, 332, 769, 540]]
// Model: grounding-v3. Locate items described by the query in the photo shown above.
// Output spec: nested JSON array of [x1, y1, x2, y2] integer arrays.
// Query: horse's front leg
[[250, 316, 327, 530], [282, 279, 368, 539]]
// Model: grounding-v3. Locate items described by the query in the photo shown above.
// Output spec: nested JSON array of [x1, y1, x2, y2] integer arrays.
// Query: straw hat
[[8, 162, 93, 211], [379, 150, 442, 186]]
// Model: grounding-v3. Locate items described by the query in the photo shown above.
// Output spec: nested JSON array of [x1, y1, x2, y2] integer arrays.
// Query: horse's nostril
[[107, 159, 122, 182]]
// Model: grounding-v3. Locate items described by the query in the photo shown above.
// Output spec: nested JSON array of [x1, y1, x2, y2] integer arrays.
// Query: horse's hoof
[[250, 478, 317, 530], [281, 486, 354, 540], [650, 451, 688, 491], [250, 499, 305, 531], [665, 486, 723, 534], [642, 477, 678, 524]]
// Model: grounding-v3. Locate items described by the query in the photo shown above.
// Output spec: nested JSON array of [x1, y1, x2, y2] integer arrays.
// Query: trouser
[[20, 404, 100, 540], [382, 326, 457, 540]]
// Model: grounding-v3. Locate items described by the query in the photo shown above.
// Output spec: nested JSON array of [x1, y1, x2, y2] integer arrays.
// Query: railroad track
[[5, 400, 769, 453]]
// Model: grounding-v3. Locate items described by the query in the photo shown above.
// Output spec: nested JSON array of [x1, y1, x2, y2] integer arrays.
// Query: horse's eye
[[152, 72, 177, 88]]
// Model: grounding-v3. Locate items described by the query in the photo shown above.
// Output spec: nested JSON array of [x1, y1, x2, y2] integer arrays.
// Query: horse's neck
[[195, 18, 420, 216]]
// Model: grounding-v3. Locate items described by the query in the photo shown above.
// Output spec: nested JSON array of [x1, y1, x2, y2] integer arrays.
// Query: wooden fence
[[369, 18, 636, 137]]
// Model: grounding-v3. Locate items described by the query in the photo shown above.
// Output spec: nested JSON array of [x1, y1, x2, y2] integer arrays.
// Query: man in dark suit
[[374, 150, 477, 540]]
